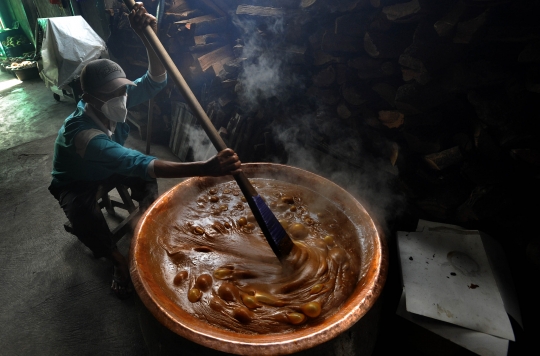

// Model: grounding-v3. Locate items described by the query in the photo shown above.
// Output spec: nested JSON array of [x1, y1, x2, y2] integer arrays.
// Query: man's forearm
[[153, 160, 203, 178], [141, 35, 166, 77]]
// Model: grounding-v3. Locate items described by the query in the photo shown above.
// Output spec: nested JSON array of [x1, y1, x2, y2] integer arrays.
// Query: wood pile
[[118, 0, 540, 239]]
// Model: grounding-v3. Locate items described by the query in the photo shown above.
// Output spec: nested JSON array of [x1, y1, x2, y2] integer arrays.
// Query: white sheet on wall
[[40, 16, 108, 90]]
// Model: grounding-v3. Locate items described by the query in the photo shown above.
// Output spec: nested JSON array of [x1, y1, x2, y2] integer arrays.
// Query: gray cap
[[80, 59, 136, 94]]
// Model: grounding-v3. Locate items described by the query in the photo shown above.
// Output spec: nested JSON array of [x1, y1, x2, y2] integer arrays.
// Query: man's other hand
[[128, 2, 158, 36], [202, 149, 242, 177]]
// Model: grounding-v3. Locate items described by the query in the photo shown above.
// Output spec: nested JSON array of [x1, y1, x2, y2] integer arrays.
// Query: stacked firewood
[[157, 0, 540, 246]]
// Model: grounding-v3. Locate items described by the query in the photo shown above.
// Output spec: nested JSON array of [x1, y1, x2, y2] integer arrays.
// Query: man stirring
[[48, 3, 241, 299]]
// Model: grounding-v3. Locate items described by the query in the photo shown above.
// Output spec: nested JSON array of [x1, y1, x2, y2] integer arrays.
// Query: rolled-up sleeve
[[84, 135, 156, 181], [126, 72, 168, 109]]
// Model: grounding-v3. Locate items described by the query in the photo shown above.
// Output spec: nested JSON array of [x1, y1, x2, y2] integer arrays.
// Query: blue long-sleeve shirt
[[50, 72, 167, 188]]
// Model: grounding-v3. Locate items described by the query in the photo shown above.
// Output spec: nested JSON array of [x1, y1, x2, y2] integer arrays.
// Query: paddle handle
[[123, 0, 257, 197]]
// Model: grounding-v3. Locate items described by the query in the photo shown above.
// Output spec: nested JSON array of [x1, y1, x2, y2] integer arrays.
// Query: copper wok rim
[[130, 163, 388, 355]]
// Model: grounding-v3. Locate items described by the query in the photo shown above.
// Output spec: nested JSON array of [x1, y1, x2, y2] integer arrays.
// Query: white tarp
[[40, 16, 107, 90]]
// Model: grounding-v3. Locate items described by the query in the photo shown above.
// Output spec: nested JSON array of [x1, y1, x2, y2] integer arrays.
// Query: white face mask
[[100, 95, 128, 123]]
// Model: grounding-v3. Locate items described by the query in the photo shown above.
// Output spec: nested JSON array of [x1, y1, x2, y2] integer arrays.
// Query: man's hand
[[201, 149, 242, 177], [128, 2, 157, 36]]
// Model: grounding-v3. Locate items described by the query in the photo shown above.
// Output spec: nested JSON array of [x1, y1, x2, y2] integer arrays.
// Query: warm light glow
[[0, 78, 23, 92]]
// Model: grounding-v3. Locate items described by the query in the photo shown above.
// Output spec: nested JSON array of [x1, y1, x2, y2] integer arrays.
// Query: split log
[[236, 5, 288, 17], [390, 141, 399, 166], [473, 125, 502, 161], [249, 0, 304, 9], [333, 0, 371, 12], [434, 0, 468, 37], [467, 89, 513, 131], [223, 57, 246, 76], [233, 43, 243, 57], [218, 126, 228, 139], [307, 86, 341, 105], [176, 15, 228, 36], [200, 0, 227, 17], [527, 82, 540, 94], [342, 82, 369, 106], [348, 56, 395, 79], [378, 110, 404, 128], [424, 146, 463, 170], [278, 45, 307, 64], [403, 130, 440, 154], [194, 34, 225, 45], [364, 29, 413, 58], [167, 0, 192, 13], [197, 45, 234, 74], [370, 0, 409, 8], [193, 17, 228, 36], [302, 0, 367, 13], [399, 43, 464, 84], [510, 149, 540, 167], [218, 91, 236, 108], [221, 79, 237, 89], [322, 32, 364, 53], [337, 102, 352, 119], [449, 61, 509, 91], [335, 12, 371, 37], [372, 82, 396, 106], [253, 143, 266, 161], [300, 0, 318, 8], [309, 27, 326, 49], [232, 117, 248, 154], [189, 42, 222, 53], [164, 10, 203, 23], [226, 114, 245, 149], [518, 41, 540, 63], [335, 64, 356, 85], [369, 11, 394, 32], [382, 0, 425, 23], [175, 14, 216, 28], [453, 9, 488, 43], [312, 66, 336, 87], [395, 81, 453, 114], [416, 198, 453, 221], [453, 132, 473, 153], [240, 117, 259, 161], [301, 0, 367, 11], [313, 51, 343, 66], [399, 21, 465, 84]]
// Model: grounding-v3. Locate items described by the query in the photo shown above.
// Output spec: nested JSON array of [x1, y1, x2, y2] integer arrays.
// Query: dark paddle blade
[[252, 195, 294, 261]]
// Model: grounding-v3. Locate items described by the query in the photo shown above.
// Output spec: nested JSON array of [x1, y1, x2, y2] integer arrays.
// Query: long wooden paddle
[[123, 0, 293, 261]]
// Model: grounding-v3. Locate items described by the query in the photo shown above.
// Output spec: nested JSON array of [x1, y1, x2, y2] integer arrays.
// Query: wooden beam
[[236, 5, 287, 17]]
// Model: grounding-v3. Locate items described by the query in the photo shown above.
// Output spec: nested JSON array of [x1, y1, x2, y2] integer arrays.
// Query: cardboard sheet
[[397, 230, 514, 341], [397, 291, 509, 356], [415, 220, 523, 329]]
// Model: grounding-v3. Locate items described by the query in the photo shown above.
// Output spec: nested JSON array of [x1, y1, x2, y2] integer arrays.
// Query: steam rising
[[272, 121, 404, 228], [187, 126, 217, 161], [232, 14, 304, 109], [230, 13, 404, 227]]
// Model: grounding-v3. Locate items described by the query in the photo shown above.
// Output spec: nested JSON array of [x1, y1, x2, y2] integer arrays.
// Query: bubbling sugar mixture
[[156, 179, 361, 334]]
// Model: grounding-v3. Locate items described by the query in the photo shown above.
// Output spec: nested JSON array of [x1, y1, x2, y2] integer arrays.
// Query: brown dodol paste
[[156, 179, 361, 334]]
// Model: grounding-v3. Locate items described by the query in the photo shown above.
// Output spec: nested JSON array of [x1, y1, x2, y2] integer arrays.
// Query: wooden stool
[[63, 184, 140, 243]]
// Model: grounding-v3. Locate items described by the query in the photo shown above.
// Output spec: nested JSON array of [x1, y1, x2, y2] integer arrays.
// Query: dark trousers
[[49, 175, 158, 258]]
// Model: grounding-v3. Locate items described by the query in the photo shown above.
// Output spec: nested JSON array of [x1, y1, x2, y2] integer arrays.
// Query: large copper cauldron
[[130, 163, 387, 355]]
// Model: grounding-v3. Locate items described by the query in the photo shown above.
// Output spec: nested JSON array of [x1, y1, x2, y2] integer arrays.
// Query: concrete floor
[[0, 71, 387, 355]]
